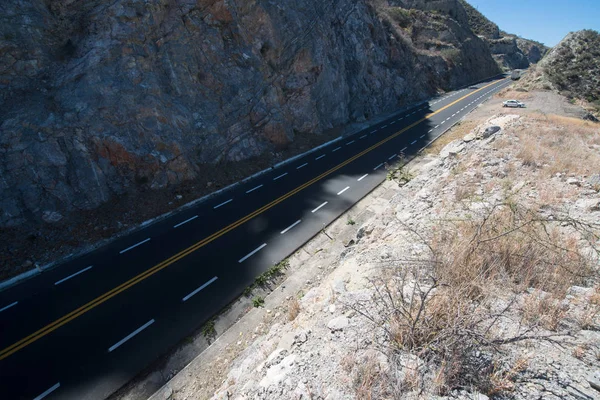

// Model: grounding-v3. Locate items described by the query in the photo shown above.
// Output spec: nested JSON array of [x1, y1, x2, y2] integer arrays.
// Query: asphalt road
[[0, 76, 512, 400]]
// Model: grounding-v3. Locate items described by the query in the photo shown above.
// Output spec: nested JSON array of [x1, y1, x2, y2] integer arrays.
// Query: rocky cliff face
[[458, 0, 548, 69], [0, 0, 500, 228]]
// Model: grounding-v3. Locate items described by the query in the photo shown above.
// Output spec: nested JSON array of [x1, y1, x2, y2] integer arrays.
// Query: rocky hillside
[[0, 0, 503, 229], [540, 30, 600, 103], [459, 0, 548, 69]]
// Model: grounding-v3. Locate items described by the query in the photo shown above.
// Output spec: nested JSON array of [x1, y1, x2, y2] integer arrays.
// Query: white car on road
[[503, 99, 525, 108]]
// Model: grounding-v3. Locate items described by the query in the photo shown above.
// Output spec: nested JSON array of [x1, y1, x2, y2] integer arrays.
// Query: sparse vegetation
[[386, 159, 414, 185], [288, 298, 301, 321], [346, 217, 356, 226], [542, 30, 600, 105], [243, 258, 290, 296], [352, 198, 597, 396], [201, 319, 216, 341], [252, 296, 265, 308]]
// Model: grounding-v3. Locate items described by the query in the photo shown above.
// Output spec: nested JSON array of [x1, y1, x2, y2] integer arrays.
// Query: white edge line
[[374, 163, 384, 170], [337, 186, 350, 195], [273, 172, 288, 181], [246, 184, 263, 194], [311, 201, 328, 213], [315, 154, 326, 160], [54, 266, 93, 286], [182, 276, 218, 302], [33, 383, 61, 400], [296, 163, 308, 170], [238, 243, 267, 263], [0, 301, 18, 313], [119, 238, 151, 254], [213, 198, 233, 209], [281, 219, 302, 234], [108, 319, 155, 352], [173, 215, 199, 228], [358, 173, 369, 181]]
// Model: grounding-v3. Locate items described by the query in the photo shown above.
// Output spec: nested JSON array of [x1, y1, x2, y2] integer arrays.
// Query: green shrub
[[253, 296, 265, 308]]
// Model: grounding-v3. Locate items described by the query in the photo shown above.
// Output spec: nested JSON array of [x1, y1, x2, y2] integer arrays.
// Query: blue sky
[[466, 0, 600, 47]]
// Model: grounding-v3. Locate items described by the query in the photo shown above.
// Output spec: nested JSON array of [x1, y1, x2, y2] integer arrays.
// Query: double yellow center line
[[0, 79, 504, 361]]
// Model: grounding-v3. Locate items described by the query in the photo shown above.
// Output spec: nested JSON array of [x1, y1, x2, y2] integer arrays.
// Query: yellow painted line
[[0, 78, 504, 361]]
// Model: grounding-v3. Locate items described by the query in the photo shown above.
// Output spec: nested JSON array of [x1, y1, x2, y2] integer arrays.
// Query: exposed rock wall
[[539, 30, 600, 102], [0, 0, 500, 227]]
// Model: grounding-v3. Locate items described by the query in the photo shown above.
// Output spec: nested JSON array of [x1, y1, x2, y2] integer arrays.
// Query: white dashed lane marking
[[33, 383, 61, 400], [273, 173, 288, 181], [358, 174, 368, 181], [337, 186, 350, 195], [108, 319, 155, 352], [332, 147, 341, 152], [182, 276, 218, 302], [280, 220, 302, 234], [119, 238, 151, 254], [55, 266, 93, 286], [238, 243, 267, 263], [0, 301, 18, 313], [246, 184, 263, 194], [311, 201, 328, 213], [315, 154, 326, 160], [296, 163, 308, 170]]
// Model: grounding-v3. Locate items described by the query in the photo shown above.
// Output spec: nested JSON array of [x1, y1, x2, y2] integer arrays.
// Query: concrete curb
[[0, 73, 506, 293]]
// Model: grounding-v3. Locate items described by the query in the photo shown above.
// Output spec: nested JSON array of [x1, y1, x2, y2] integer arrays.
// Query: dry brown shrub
[[572, 345, 587, 359], [352, 353, 391, 400], [432, 204, 592, 298], [521, 291, 566, 331], [288, 298, 300, 321], [353, 200, 598, 397], [488, 357, 529, 396]]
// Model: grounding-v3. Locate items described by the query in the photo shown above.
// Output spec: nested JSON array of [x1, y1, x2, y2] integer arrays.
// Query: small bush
[[201, 319, 216, 340], [288, 298, 300, 321], [252, 296, 265, 308]]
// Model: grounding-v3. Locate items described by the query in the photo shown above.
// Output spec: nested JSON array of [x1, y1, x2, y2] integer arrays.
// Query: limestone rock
[[327, 316, 349, 332]]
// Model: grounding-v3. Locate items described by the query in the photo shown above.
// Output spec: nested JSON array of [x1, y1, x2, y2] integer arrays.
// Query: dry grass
[[422, 120, 479, 155], [352, 352, 391, 400], [488, 357, 529, 396], [512, 113, 600, 177], [287, 298, 300, 321], [522, 291, 566, 331], [572, 344, 588, 359], [496, 88, 534, 100]]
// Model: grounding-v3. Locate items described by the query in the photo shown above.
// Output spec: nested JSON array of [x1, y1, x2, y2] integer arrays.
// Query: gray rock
[[331, 279, 346, 294], [481, 125, 501, 138], [42, 211, 63, 223], [327, 316, 349, 331], [567, 178, 582, 186]]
